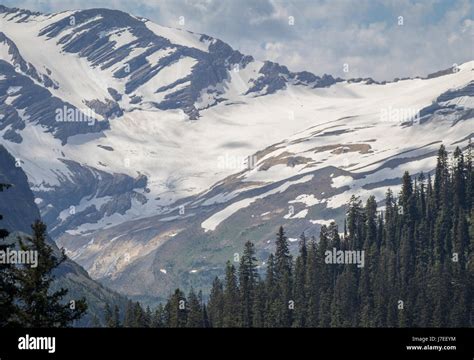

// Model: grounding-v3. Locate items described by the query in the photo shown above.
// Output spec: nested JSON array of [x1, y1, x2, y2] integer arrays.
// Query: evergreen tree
[[113, 305, 121, 328], [186, 288, 203, 327], [306, 235, 321, 327], [104, 303, 120, 328], [273, 226, 293, 327], [360, 196, 377, 327], [239, 241, 258, 327], [165, 289, 187, 328], [293, 233, 307, 327], [207, 277, 224, 327], [144, 306, 152, 328], [264, 254, 278, 327], [151, 304, 165, 328], [347, 195, 365, 249], [123, 300, 134, 327], [202, 303, 210, 328], [222, 262, 240, 327], [252, 280, 266, 327], [15, 221, 87, 327], [132, 302, 146, 327]]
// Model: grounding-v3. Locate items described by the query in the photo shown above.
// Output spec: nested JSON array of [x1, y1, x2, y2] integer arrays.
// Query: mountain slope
[[0, 5, 472, 303], [0, 145, 127, 325], [57, 68, 473, 303], [0, 5, 340, 237]]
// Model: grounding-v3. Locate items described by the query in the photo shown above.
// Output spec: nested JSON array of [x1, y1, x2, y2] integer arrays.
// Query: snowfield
[[0, 6, 473, 295]]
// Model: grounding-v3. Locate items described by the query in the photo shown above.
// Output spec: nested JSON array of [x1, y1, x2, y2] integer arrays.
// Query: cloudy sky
[[3, 0, 473, 80]]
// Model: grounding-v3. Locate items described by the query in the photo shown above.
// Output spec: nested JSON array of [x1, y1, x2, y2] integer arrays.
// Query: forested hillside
[[102, 144, 473, 328]]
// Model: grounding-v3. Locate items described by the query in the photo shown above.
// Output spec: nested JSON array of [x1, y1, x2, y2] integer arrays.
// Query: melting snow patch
[[146, 48, 175, 64], [284, 209, 309, 219], [310, 219, 335, 226], [6, 86, 21, 95], [201, 175, 314, 232], [109, 28, 138, 50], [145, 22, 210, 52], [289, 194, 323, 207], [110, 234, 125, 243], [331, 175, 352, 188], [5, 94, 20, 105]]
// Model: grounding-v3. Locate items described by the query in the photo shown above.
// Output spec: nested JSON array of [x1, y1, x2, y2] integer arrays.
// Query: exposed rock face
[[246, 61, 338, 96], [0, 34, 109, 144], [36, 160, 148, 238], [0, 145, 40, 232], [0, 145, 127, 326], [418, 81, 474, 125]]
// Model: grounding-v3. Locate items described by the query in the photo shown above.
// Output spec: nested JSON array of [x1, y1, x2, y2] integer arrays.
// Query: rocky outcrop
[[35, 160, 148, 238], [0, 145, 127, 326]]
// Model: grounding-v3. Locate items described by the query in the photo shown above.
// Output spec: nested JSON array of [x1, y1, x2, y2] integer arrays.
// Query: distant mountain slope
[[0, 5, 339, 237], [57, 77, 474, 303], [0, 5, 472, 303], [0, 5, 336, 123], [0, 145, 127, 325]]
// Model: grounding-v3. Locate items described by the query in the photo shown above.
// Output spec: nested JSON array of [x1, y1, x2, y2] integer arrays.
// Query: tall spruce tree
[[207, 277, 224, 327], [165, 289, 187, 327], [273, 226, 293, 327], [222, 261, 240, 327], [15, 221, 87, 327], [151, 304, 165, 328], [264, 254, 278, 327], [252, 279, 267, 327], [293, 233, 307, 327], [186, 288, 203, 327], [239, 241, 258, 327]]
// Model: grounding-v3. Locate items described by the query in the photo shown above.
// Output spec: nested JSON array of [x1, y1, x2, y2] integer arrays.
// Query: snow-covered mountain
[[0, 5, 472, 303]]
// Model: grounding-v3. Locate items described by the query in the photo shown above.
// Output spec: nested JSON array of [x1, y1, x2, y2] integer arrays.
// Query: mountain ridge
[[0, 4, 472, 303]]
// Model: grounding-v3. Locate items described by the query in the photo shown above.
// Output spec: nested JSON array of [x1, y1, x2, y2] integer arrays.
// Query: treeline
[[0, 186, 87, 327], [104, 144, 473, 328]]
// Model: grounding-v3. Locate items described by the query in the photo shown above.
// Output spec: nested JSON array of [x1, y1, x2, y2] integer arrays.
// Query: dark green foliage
[[13, 221, 87, 327], [207, 277, 224, 327], [104, 145, 473, 328], [185, 288, 203, 328], [165, 289, 187, 328], [222, 261, 241, 327], [239, 241, 258, 327], [293, 234, 307, 327], [123, 300, 149, 327], [0, 183, 87, 327]]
